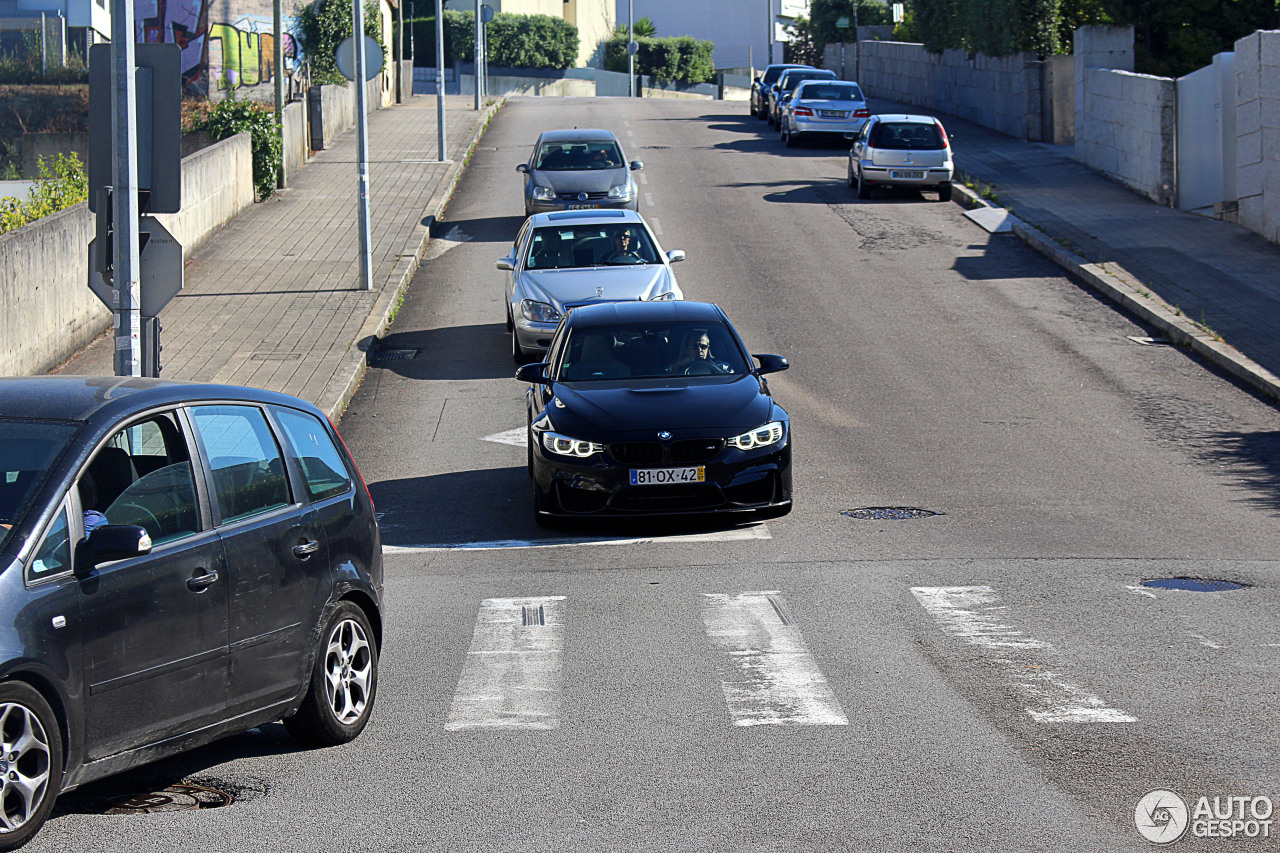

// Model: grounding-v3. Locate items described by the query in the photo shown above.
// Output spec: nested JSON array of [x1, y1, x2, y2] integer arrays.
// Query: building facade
[[444, 0, 614, 68], [613, 0, 808, 69]]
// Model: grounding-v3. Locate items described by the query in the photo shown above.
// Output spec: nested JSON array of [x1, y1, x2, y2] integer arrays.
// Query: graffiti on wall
[[136, 0, 299, 97]]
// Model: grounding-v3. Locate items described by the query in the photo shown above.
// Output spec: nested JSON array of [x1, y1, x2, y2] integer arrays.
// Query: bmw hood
[[518, 267, 681, 309], [532, 169, 627, 194], [549, 376, 774, 437]]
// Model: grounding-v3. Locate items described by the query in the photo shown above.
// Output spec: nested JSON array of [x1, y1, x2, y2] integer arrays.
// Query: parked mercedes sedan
[[515, 301, 792, 525], [781, 79, 871, 147], [498, 209, 685, 363], [517, 128, 643, 217], [0, 377, 382, 849], [848, 114, 955, 201]]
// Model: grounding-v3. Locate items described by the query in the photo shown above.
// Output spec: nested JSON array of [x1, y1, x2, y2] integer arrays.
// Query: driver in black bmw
[[670, 328, 731, 375]]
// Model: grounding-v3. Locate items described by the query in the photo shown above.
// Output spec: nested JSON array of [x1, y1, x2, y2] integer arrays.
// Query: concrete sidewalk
[[875, 98, 1280, 404], [54, 95, 500, 420]]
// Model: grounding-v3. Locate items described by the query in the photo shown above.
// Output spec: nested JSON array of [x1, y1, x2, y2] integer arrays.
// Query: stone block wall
[[1076, 68, 1176, 204], [1235, 30, 1280, 243]]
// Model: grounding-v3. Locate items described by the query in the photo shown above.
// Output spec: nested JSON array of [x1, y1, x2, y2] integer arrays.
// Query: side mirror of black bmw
[[76, 524, 152, 574], [752, 354, 789, 376], [515, 363, 550, 384]]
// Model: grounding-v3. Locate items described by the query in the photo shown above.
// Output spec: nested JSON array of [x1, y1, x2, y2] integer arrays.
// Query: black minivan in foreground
[[0, 377, 383, 848]]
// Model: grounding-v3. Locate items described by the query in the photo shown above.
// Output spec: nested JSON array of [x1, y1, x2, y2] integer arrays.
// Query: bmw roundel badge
[[658, 431, 672, 440]]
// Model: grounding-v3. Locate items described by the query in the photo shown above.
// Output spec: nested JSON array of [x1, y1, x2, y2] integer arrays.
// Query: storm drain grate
[[374, 349, 418, 362], [1141, 577, 1246, 592], [842, 507, 941, 520], [105, 783, 232, 814], [522, 604, 546, 626]]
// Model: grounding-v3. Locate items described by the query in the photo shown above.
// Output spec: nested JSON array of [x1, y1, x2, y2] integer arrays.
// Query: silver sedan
[[780, 80, 870, 147], [498, 209, 686, 363]]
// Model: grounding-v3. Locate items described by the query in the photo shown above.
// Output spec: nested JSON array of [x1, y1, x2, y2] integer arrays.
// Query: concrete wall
[[1077, 69, 1176, 205], [281, 98, 309, 178], [855, 41, 1044, 140], [1235, 30, 1280, 243], [307, 78, 385, 151], [0, 132, 254, 377], [457, 74, 597, 97], [1043, 54, 1074, 144]]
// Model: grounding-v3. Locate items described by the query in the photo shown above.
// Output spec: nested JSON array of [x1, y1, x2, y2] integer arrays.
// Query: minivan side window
[[272, 408, 352, 502], [27, 503, 70, 581], [190, 406, 291, 523]]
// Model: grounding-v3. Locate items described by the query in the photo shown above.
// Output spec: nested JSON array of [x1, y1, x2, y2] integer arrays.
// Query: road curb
[[949, 181, 1280, 405], [317, 98, 506, 422]]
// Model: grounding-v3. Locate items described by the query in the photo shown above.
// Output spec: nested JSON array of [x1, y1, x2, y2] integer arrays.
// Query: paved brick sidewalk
[[55, 95, 500, 419], [874, 97, 1280, 402]]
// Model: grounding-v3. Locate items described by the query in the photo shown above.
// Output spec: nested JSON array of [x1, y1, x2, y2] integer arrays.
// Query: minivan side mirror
[[514, 363, 550, 384], [76, 524, 152, 575], [752, 354, 789, 376], [516, 164, 529, 174]]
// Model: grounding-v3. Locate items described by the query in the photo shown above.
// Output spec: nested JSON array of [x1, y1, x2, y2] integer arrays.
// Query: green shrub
[[443, 10, 578, 69], [187, 96, 282, 200], [604, 35, 716, 85], [0, 153, 87, 235], [295, 0, 387, 86]]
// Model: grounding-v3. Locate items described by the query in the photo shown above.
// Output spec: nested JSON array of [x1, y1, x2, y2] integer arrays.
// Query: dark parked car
[[515, 301, 792, 525], [517, 128, 643, 217], [768, 67, 838, 127], [0, 377, 382, 849], [751, 63, 808, 119]]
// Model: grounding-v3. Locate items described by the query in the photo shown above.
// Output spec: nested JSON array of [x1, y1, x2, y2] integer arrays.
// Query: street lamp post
[[766, 0, 773, 65], [627, 0, 634, 98], [436, 0, 446, 160]]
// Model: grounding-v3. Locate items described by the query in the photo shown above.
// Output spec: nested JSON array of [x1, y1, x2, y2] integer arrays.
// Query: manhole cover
[[1141, 577, 1245, 592], [105, 783, 233, 814], [841, 507, 941, 520], [374, 348, 418, 361]]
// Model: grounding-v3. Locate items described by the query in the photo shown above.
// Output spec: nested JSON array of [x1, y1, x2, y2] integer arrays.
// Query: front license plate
[[630, 466, 705, 485], [890, 170, 925, 180], [567, 204, 599, 210]]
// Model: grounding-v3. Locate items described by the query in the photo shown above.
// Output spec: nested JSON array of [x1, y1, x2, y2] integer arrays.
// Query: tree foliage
[[0, 153, 87, 235], [187, 96, 282, 200], [603, 35, 716, 85], [295, 0, 387, 86], [913, 0, 1063, 55], [443, 10, 579, 70], [786, 0, 893, 64]]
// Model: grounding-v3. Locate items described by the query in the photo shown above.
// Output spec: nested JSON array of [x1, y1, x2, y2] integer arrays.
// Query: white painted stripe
[[643, 192, 654, 209], [445, 596, 566, 730], [482, 427, 526, 447], [637, 171, 648, 185], [702, 591, 848, 727], [648, 217, 662, 236], [384, 524, 771, 553], [911, 586, 1136, 723]]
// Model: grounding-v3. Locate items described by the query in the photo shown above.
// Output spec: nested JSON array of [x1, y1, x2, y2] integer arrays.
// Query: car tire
[[284, 601, 378, 747], [505, 306, 513, 333], [857, 171, 872, 200], [532, 479, 558, 528], [785, 126, 799, 148], [526, 418, 535, 478], [512, 330, 529, 365], [847, 159, 857, 188], [0, 682, 62, 851], [938, 182, 953, 202]]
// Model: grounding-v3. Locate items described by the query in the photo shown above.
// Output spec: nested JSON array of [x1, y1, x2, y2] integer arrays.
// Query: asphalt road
[[32, 98, 1280, 852]]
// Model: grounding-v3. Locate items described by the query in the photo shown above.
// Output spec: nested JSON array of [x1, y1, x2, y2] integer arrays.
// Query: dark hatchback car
[[0, 377, 382, 849], [515, 301, 792, 525]]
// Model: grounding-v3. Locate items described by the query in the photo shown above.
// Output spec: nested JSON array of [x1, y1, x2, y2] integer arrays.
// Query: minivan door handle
[[293, 540, 320, 559], [186, 569, 219, 591]]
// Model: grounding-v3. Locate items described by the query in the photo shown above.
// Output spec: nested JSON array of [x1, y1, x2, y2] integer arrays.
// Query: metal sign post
[[352, 0, 374, 292], [628, 0, 634, 97], [473, 0, 481, 109], [436, 0, 446, 160]]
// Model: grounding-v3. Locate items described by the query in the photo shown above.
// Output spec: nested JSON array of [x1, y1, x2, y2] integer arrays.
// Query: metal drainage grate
[[105, 783, 233, 814], [1141, 577, 1246, 592], [374, 348, 418, 362], [842, 507, 941, 520], [522, 604, 546, 626]]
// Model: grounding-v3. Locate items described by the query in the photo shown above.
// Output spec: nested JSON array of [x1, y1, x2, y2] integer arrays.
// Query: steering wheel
[[683, 361, 728, 376], [110, 502, 162, 535], [605, 251, 643, 265]]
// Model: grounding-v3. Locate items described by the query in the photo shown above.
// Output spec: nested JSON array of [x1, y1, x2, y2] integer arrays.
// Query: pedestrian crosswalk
[[437, 585, 1137, 731]]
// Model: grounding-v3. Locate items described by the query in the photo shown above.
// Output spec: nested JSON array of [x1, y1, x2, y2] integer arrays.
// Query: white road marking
[[912, 586, 1136, 723], [637, 171, 648, 185], [702, 591, 848, 727], [482, 427, 526, 447], [1125, 585, 1158, 599], [1187, 632, 1223, 649], [643, 192, 654, 209], [648, 217, 663, 236], [384, 524, 771, 553], [445, 596, 566, 730], [422, 225, 472, 262]]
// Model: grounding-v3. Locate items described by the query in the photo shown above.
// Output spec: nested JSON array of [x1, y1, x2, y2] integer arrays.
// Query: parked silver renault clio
[[847, 114, 955, 201], [780, 79, 871, 147]]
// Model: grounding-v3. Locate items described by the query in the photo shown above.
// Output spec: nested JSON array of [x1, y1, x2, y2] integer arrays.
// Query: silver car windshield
[[799, 84, 863, 101], [870, 122, 944, 150], [556, 323, 750, 382], [526, 224, 659, 269], [0, 418, 80, 547], [535, 141, 624, 172]]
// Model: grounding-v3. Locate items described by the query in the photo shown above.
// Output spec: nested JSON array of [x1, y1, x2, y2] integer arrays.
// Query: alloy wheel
[[0, 702, 52, 834], [323, 618, 373, 726]]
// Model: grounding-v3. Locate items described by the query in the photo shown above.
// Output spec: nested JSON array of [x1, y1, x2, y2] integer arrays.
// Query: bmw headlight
[[727, 421, 786, 450], [521, 300, 562, 324], [532, 185, 556, 201], [607, 184, 633, 200], [542, 431, 604, 458]]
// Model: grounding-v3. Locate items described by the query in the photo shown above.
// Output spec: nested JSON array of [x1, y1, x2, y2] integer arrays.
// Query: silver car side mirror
[[666, 250, 685, 263], [496, 257, 514, 271]]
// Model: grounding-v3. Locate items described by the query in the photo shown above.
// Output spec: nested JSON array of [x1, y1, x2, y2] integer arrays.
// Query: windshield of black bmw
[[535, 141, 624, 172], [0, 419, 80, 547], [526, 225, 659, 269], [556, 323, 751, 382]]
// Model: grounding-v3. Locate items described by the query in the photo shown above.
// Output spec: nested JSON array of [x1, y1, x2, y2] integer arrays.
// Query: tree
[[295, 0, 386, 86]]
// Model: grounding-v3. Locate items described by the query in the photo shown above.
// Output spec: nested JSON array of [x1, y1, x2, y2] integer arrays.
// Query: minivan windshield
[[0, 419, 80, 547]]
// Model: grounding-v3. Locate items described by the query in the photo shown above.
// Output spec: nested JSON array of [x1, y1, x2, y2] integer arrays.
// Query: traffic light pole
[[110, 0, 142, 377]]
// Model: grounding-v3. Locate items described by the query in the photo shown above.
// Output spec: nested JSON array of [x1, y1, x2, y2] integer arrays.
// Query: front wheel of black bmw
[[0, 682, 62, 851], [284, 602, 378, 747]]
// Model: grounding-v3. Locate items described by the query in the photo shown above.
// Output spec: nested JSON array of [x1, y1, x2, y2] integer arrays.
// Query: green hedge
[[295, 0, 387, 86], [603, 35, 715, 85], [0, 153, 87, 235], [443, 10, 578, 70]]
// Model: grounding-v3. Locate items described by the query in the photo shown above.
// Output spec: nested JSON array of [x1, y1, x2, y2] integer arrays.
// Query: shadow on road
[[431, 214, 525, 244], [370, 323, 516, 381]]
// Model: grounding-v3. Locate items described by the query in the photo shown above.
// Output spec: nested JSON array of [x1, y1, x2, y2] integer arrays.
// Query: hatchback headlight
[[727, 421, 785, 450], [531, 185, 556, 201], [542, 431, 604, 458], [521, 300, 562, 323], [607, 184, 633, 200]]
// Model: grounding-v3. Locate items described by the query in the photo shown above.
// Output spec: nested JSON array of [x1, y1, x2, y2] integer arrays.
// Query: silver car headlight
[[520, 300, 562, 323], [607, 184, 633, 200], [647, 291, 677, 301], [542, 431, 604, 458], [531, 185, 556, 201], [727, 421, 785, 450]]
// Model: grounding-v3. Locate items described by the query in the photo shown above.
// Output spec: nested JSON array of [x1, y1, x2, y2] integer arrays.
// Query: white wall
[[612, 0, 808, 69], [1235, 29, 1280, 243]]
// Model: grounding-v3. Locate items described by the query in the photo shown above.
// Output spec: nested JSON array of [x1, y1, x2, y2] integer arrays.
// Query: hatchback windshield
[[870, 122, 944, 150], [798, 84, 863, 101], [535, 141, 624, 172], [0, 419, 79, 545], [556, 322, 750, 381]]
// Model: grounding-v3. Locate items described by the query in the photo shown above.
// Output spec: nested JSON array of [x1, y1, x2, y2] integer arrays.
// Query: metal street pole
[[273, 0, 286, 188], [353, 0, 373, 291], [627, 0, 633, 98], [473, 0, 481, 108], [436, 0, 446, 160], [110, 0, 141, 376]]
